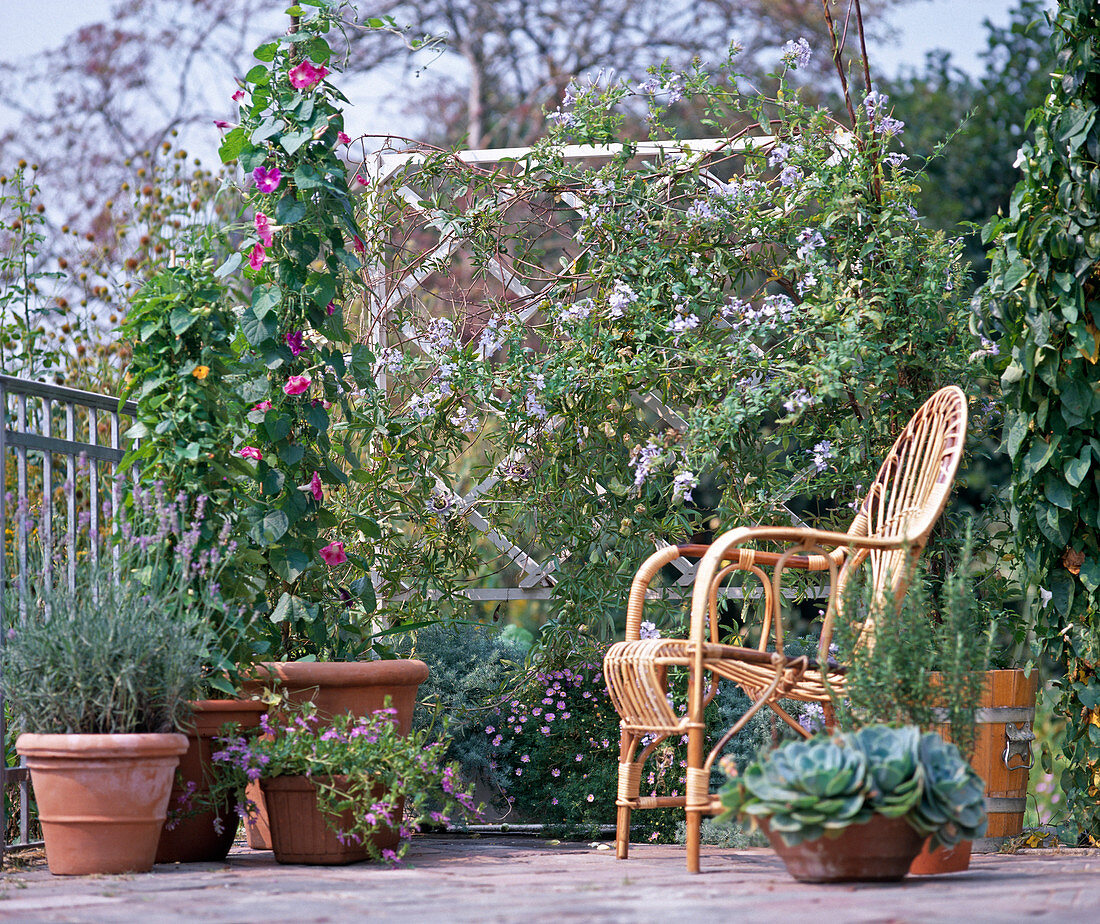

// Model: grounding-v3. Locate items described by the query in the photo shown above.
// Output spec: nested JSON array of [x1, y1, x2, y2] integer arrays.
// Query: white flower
[[672, 471, 698, 502], [1039, 587, 1053, 609], [639, 620, 661, 640]]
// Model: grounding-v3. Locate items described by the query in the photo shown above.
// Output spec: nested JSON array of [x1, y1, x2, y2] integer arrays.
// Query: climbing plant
[[980, 0, 1100, 843]]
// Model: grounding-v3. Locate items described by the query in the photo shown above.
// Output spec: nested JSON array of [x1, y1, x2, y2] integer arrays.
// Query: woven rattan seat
[[603, 386, 968, 872]]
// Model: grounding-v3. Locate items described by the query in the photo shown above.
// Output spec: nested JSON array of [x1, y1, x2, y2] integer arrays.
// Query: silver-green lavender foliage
[[2, 553, 212, 735]]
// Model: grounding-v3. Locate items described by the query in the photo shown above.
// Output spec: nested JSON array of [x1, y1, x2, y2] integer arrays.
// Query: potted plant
[[828, 526, 999, 873], [717, 725, 986, 882], [211, 699, 478, 865], [2, 538, 215, 875]]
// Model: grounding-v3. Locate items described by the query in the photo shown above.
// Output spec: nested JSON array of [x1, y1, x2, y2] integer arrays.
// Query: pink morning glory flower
[[319, 541, 347, 566], [252, 400, 272, 412], [213, 119, 232, 130], [238, 446, 263, 461], [284, 375, 312, 396], [232, 89, 246, 103], [248, 243, 266, 270], [254, 212, 274, 247], [253, 166, 282, 193], [285, 329, 306, 357], [288, 60, 328, 90], [326, 301, 337, 316], [353, 236, 366, 254], [337, 131, 351, 145], [308, 471, 323, 502]]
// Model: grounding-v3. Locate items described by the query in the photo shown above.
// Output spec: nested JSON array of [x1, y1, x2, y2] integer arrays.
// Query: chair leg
[[686, 810, 702, 873], [616, 804, 632, 859]]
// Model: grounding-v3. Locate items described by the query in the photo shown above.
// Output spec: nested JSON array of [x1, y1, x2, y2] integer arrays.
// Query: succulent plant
[[910, 731, 988, 848], [844, 725, 924, 818], [721, 735, 870, 846], [718, 724, 987, 850]]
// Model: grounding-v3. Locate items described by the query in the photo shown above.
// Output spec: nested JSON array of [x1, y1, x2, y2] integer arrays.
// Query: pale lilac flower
[[781, 37, 812, 70], [673, 471, 698, 502], [811, 440, 833, 472], [795, 228, 825, 261], [639, 620, 660, 640], [783, 388, 813, 414], [778, 165, 802, 187], [608, 281, 639, 317]]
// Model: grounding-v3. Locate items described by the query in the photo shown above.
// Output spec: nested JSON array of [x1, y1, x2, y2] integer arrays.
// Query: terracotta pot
[[909, 836, 973, 875], [155, 699, 267, 864], [763, 814, 925, 883], [241, 659, 428, 849], [261, 775, 401, 865], [17, 732, 188, 875]]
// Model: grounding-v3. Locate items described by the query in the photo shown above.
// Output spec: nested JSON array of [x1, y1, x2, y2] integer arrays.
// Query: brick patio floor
[[0, 837, 1097, 922]]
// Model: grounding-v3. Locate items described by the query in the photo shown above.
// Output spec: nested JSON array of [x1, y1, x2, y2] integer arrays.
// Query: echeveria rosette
[[843, 725, 924, 818], [731, 735, 870, 846], [910, 732, 987, 848]]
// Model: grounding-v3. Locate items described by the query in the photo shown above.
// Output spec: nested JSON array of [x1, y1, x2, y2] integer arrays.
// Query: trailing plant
[[211, 699, 478, 864], [718, 724, 986, 849], [979, 0, 1100, 843], [348, 1, 981, 662]]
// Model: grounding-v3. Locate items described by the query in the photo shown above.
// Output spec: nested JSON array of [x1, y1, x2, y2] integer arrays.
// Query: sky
[[2, 0, 1046, 76], [0, 0, 1053, 147]]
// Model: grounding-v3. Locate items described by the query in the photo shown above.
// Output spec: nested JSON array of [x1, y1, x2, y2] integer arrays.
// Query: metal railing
[[0, 374, 136, 858]]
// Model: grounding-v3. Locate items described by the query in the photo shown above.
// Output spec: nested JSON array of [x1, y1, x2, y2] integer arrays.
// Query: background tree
[[882, 0, 1056, 278], [982, 0, 1100, 845]]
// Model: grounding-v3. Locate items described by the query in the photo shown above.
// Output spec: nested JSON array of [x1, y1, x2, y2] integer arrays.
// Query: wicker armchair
[[603, 386, 968, 872]]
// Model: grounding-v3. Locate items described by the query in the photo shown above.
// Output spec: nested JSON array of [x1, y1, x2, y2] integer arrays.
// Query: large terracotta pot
[[17, 732, 188, 875], [242, 659, 428, 849], [155, 699, 267, 864], [261, 775, 401, 865], [763, 814, 925, 883]]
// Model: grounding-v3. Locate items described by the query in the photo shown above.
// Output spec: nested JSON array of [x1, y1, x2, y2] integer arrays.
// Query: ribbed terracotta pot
[[17, 732, 188, 875], [261, 775, 402, 865], [155, 699, 267, 864], [242, 660, 428, 849], [763, 814, 925, 883]]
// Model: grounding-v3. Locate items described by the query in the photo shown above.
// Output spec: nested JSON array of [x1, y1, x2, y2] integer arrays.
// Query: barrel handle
[[1002, 722, 1035, 772]]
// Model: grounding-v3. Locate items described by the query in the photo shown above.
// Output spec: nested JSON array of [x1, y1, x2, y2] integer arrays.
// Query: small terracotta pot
[[155, 699, 267, 864], [763, 814, 925, 883], [17, 732, 188, 875], [261, 775, 401, 865], [909, 837, 973, 875], [242, 660, 427, 850]]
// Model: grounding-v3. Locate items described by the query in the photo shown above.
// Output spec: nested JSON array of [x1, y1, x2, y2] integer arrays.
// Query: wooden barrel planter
[[970, 669, 1038, 853]]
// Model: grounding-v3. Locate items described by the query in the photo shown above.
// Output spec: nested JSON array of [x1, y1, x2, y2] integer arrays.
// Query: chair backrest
[[834, 385, 968, 644]]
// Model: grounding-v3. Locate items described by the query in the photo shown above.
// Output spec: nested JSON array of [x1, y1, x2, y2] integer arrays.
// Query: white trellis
[[355, 136, 820, 607]]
